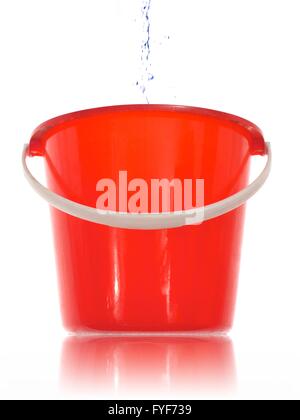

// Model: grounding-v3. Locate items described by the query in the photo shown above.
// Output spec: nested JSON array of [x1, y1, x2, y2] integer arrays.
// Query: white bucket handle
[[22, 143, 271, 230]]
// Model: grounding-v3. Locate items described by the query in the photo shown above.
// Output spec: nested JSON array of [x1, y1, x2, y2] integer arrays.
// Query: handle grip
[[22, 143, 271, 230]]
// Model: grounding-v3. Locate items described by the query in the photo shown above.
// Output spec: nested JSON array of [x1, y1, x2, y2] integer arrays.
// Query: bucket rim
[[28, 104, 267, 157]]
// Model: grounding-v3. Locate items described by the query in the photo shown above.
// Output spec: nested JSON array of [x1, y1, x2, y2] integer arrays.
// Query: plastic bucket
[[23, 105, 271, 333]]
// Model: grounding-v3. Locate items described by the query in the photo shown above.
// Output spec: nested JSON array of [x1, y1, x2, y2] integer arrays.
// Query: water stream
[[136, 0, 154, 103]]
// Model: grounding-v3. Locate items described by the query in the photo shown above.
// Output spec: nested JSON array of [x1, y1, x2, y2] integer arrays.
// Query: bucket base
[[64, 325, 232, 336], [66, 330, 230, 337], [62, 312, 233, 336]]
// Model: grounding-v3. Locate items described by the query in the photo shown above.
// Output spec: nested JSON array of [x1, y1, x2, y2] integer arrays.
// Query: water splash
[[136, 0, 154, 103]]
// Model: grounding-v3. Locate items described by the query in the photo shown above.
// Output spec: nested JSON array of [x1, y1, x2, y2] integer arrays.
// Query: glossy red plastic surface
[[29, 105, 266, 332]]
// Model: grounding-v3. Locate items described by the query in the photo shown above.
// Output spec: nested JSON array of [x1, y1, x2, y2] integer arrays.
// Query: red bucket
[[23, 105, 271, 333]]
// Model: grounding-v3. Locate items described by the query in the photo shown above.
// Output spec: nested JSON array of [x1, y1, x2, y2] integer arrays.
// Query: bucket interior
[[35, 106, 259, 210]]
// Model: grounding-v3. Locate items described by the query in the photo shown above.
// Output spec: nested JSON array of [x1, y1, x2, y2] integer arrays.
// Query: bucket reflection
[[61, 336, 236, 398]]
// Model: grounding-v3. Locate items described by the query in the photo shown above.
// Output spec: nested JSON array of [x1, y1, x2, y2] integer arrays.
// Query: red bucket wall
[[35, 106, 257, 332]]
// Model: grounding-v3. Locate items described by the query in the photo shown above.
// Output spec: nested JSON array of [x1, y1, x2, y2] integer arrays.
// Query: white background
[[0, 0, 299, 400]]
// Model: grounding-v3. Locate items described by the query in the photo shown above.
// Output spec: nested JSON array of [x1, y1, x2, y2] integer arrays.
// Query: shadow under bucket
[[23, 105, 271, 333]]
